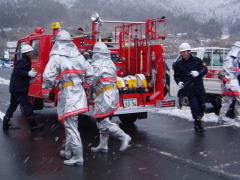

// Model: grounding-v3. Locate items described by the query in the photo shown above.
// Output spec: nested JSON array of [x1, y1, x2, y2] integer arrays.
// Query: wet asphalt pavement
[[0, 68, 240, 180]]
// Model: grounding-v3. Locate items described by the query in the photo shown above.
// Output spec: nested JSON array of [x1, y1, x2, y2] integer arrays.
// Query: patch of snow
[[158, 107, 240, 127], [0, 77, 10, 85], [3, 28, 13, 32], [221, 34, 230, 40], [0, 111, 4, 121], [158, 107, 219, 122]]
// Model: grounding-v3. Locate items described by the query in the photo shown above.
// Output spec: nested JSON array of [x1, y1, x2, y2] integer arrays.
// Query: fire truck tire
[[209, 95, 222, 115], [119, 114, 138, 124]]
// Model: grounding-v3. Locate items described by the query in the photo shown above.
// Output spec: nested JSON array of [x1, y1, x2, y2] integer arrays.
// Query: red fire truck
[[14, 14, 174, 124]]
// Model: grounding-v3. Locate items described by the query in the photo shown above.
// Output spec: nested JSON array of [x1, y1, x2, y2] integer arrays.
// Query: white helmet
[[55, 30, 72, 41], [92, 41, 109, 54], [21, 45, 34, 53], [179, 43, 191, 52]]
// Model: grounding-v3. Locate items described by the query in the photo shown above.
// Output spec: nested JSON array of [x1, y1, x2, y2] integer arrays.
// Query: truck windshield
[[203, 49, 229, 67], [212, 51, 223, 66], [31, 39, 40, 59]]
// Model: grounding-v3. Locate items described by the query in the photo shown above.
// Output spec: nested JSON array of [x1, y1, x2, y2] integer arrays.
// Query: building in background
[[5, 41, 17, 60]]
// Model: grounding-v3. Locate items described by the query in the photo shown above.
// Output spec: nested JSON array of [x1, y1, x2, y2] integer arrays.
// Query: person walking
[[173, 43, 208, 133], [90, 41, 131, 153], [218, 41, 240, 125], [3, 45, 43, 131], [42, 30, 93, 166]]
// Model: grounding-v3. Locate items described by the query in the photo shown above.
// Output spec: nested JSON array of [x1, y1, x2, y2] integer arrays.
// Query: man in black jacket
[[173, 43, 208, 133], [3, 45, 42, 131]]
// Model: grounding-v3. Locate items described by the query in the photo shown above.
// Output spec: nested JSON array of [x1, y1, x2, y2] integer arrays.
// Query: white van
[[170, 47, 229, 113]]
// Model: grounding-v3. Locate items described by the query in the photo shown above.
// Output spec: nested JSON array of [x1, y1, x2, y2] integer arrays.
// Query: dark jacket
[[173, 55, 208, 97], [9, 54, 31, 93]]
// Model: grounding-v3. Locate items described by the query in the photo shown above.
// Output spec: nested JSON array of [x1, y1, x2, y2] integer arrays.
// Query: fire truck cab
[[14, 16, 174, 124]]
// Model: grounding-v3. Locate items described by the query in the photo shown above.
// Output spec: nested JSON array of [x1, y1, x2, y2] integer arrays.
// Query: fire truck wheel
[[209, 95, 222, 115], [119, 114, 138, 124]]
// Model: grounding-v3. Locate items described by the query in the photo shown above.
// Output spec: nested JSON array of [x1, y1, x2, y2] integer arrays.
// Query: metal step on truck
[[14, 13, 175, 124]]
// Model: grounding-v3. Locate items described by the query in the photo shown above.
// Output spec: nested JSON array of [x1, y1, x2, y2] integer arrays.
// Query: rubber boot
[[60, 141, 72, 159], [119, 134, 131, 152], [194, 119, 204, 133], [198, 120, 204, 133], [3, 116, 11, 131], [91, 134, 109, 153], [194, 120, 199, 132], [108, 122, 131, 151], [64, 147, 84, 166], [60, 149, 72, 160]]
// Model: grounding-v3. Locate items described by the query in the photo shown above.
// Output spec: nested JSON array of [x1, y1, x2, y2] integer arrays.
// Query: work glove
[[178, 81, 184, 89], [28, 70, 37, 78], [190, 71, 199, 77]]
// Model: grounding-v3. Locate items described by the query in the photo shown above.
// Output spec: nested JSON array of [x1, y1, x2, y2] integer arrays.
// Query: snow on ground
[[0, 111, 4, 121], [158, 107, 240, 127], [158, 107, 219, 123], [0, 76, 8, 121], [0, 77, 10, 85]]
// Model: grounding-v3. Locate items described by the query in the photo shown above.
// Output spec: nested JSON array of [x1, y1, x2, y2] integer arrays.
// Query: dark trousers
[[5, 92, 33, 118], [188, 95, 205, 120]]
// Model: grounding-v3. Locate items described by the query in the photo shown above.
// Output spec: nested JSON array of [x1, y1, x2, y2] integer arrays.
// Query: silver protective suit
[[42, 36, 93, 120], [90, 42, 131, 152], [218, 42, 240, 123], [91, 42, 119, 118], [42, 30, 93, 164]]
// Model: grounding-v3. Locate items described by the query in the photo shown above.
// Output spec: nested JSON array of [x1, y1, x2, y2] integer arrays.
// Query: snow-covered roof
[[6, 41, 17, 48], [191, 47, 229, 51]]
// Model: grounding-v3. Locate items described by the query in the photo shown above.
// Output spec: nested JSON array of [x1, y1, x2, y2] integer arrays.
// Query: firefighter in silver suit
[[90, 41, 131, 153], [42, 30, 93, 166], [218, 41, 240, 125]]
